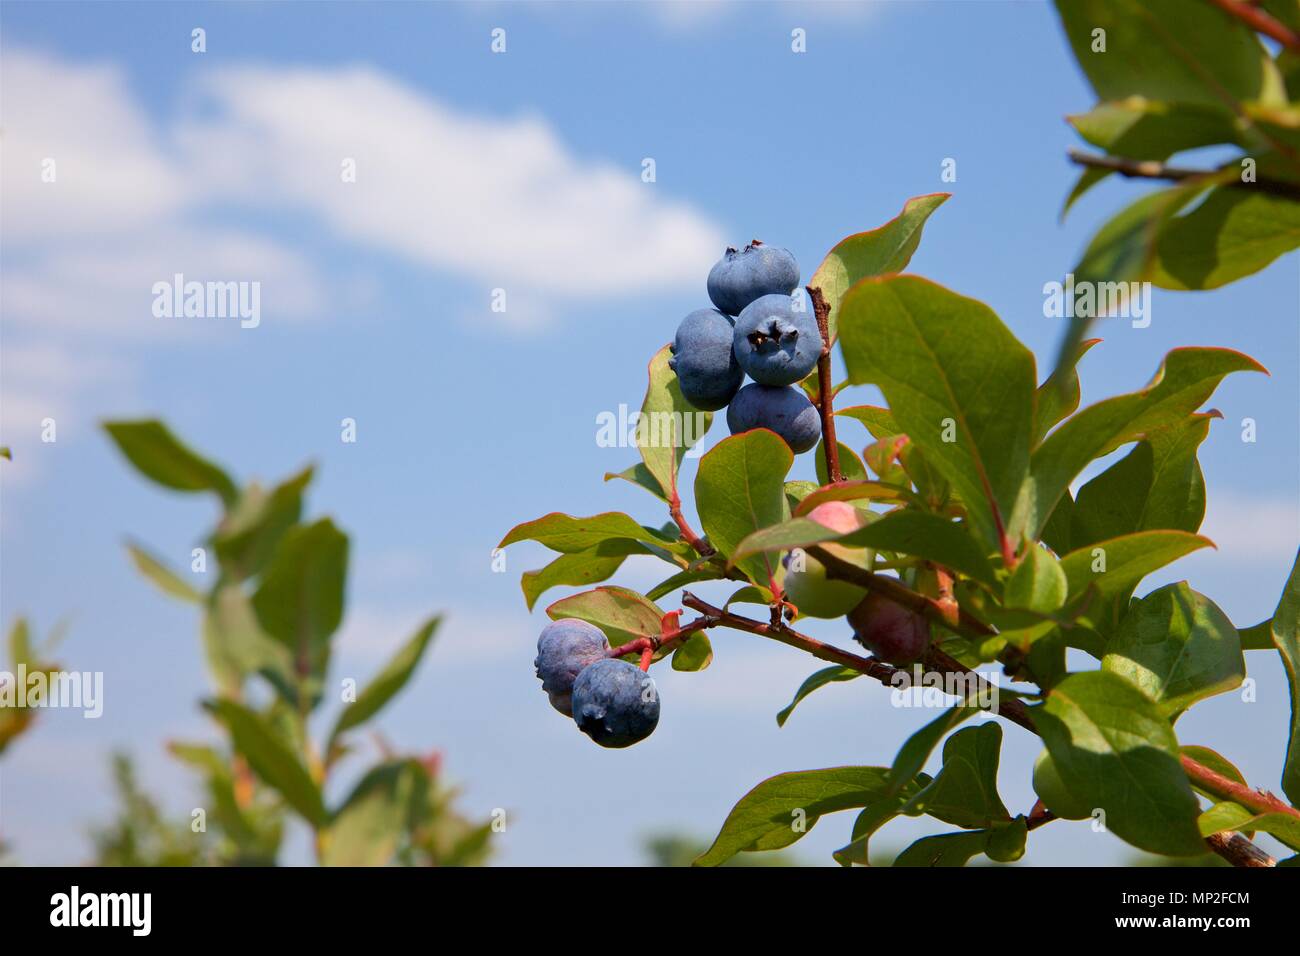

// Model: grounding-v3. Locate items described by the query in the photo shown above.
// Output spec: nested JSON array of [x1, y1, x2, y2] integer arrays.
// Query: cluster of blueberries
[[669, 242, 822, 453], [534, 619, 659, 748]]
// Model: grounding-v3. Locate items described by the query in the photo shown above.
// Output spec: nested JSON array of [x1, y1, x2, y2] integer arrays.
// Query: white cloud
[[176, 65, 723, 302], [1200, 490, 1299, 565]]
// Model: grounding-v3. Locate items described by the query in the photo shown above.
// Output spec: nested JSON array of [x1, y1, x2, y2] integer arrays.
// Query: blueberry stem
[[807, 286, 842, 483]]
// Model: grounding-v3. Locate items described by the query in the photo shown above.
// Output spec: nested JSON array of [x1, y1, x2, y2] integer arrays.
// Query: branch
[[1207, 0, 1300, 52], [1068, 148, 1300, 203], [677, 588, 1281, 867], [807, 545, 998, 642], [807, 286, 842, 483]]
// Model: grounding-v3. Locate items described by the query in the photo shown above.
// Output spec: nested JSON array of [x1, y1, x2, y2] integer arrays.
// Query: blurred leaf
[[323, 760, 422, 866], [810, 193, 949, 341], [203, 585, 282, 696], [1032, 671, 1204, 856], [1069, 99, 1242, 159], [1271, 550, 1300, 805], [776, 666, 860, 727], [328, 616, 439, 752], [1154, 188, 1300, 290], [1103, 583, 1243, 719], [839, 275, 1036, 554], [213, 466, 312, 577], [126, 540, 202, 604], [1054, 0, 1282, 109], [901, 723, 1011, 829], [103, 419, 238, 505], [545, 586, 663, 647], [203, 699, 326, 827], [251, 519, 349, 680], [695, 430, 792, 587], [1016, 347, 1263, 540], [695, 766, 920, 867], [8, 618, 33, 669], [1238, 618, 1275, 651]]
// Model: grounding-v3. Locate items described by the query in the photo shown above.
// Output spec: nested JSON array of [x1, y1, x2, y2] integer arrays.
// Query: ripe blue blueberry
[[571, 658, 660, 748], [535, 618, 610, 717], [668, 308, 744, 411], [726, 383, 822, 454], [706, 241, 800, 317], [732, 294, 820, 386]]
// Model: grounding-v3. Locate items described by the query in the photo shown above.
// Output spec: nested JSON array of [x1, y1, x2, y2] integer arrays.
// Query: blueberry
[[707, 241, 800, 317], [668, 308, 744, 411], [782, 502, 870, 618], [732, 294, 820, 387], [535, 619, 609, 717], [571, 658, 660, 748], [848, 594, 931, 664], [725, 383, 821, 454]]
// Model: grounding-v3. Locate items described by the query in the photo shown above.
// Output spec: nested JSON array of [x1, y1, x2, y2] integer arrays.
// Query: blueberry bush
[[103, 422, 493, 866]]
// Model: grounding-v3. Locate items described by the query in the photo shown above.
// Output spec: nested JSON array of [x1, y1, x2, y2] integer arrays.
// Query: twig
[[1207, 0, 1300, 52], [668, 491, 714, 557], [1180, 754, 1300, 822], [1068, 148, 1300, 202], [807, 286, 842, 483], [1205, 832, 1276, 867]]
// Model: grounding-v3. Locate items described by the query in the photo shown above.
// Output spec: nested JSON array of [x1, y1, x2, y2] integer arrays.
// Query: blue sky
[[1, 0, 1296, 866]]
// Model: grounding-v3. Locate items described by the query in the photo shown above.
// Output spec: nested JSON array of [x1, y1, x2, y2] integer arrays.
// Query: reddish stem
[[669, 491, 714, 557], [1207, 0, 1300, 52], [808, 286, 842, 484]]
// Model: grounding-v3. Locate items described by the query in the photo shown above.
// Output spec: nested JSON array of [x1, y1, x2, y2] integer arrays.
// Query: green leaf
[[672, 634, 713, 672], [1238, 619, 1275, 651], [103, 419, 238, 505], [1154, 188, 1300, 290], [839, 275, 1036, 553], [213, 466, 313, 577], [724, 584, 774, 609], [251, 519, 349, 681], [1103, 583, 1243, 719], [836, 405, 898, 438], [694, 430, 792, 586], [499, 511, 672, 555], [328, 616, 439, 752], [1054, 0, 1282, 109], [203, 699, 326, 826], [1070, 414, 1212, 550], [1198, 802, 1300, 852], [520, 541, 648, 611], [694, 766, 919, 867], [203, 585, 283, 696], [1015, 347, 1263, 540], [814, 440, 867, 484], [1059, 530, 1213, 609], [323, 760, 423, 866], [1271, 550, 1300, 805], [893, 821, 1026, 867], [1031, 670, 1205, 856], [793, 480, 911, 514], [901, 723, 1011, 829], [885, 702, 985, 799], [832, 798, 907, 866], [1005, 544, 1068, 613], [636, 344, 712, 500], [1033, 338, 1099, 446], [126, 540, 202, 604], [809, 193, 950, 341], [776, 666, 861, 727], [545, 586, 664, 647], [1069, 99, 1243, 159], [645, 567, 723, 602], [1181, 745, 1248, 800], [603, 462, 668, 502]]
